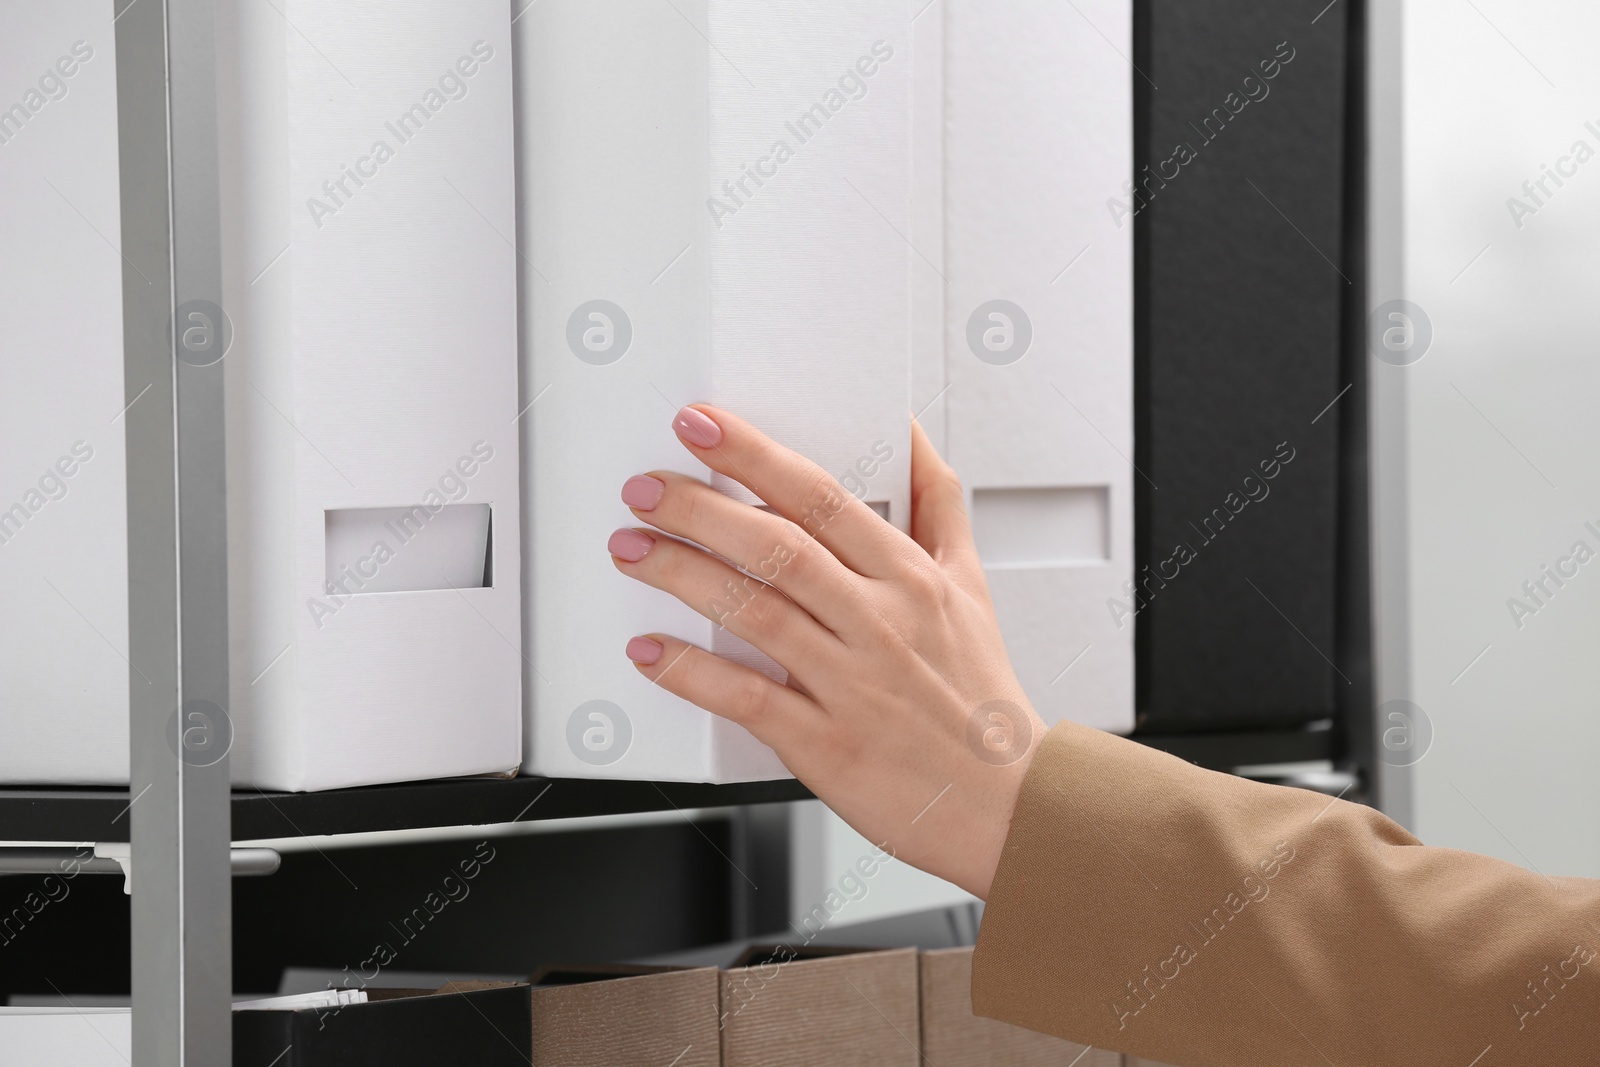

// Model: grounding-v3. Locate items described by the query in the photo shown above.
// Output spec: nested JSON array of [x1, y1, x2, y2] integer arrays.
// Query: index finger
[[671, 404, 910, 580]]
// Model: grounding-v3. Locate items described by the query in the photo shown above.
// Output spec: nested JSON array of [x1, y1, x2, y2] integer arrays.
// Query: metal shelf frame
[[0, 719, 1331, 850], [32, 1, 1375, 1061], [115, 0, 232, 1061], [0, 777, 814, 846]]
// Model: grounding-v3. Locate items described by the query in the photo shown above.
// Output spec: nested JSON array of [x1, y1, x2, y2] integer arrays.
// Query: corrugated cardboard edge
[[528, 962, 685, 985], [720, 946, 920, 1066], [528, 966, 720, 1067], [436, 980, 524, 995], [919, 947, 1121, 1066]]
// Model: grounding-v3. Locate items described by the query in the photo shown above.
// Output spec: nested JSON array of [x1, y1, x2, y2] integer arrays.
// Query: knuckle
[[739, 583, 789, 640], [672, 646, 710, 697], [795, 467, 848, 536], [869, 617, 914, 661], [645, 538, 679, 582], [812, 699, 867, 772], [772, 528, 816, 582], [706, 571, 750, 624], [678, 482, 711, 530], [902, 555, 946, 603], [730, 671, 773, 726], [744, 517, 818, 593], [775, 514, 810, 546]]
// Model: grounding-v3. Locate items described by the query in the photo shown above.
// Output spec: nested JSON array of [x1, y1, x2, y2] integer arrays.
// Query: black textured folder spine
[[1135, 0, 1352, 731]]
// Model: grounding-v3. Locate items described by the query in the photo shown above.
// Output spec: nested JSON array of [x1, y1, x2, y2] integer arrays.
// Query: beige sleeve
[[970, 721, 1600, 1066]]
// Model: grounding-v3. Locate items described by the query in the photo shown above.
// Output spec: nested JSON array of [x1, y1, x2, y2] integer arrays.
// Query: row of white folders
[[0, 0, 1133, 790]]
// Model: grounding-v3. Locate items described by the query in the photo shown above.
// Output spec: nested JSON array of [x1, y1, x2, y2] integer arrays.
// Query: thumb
[[909, 418, 988, 600]]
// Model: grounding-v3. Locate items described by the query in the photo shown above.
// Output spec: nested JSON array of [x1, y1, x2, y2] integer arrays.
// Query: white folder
[[919, 0, 1136, 734], [0, 1, 524, 790], [519, 0, 913, 781]]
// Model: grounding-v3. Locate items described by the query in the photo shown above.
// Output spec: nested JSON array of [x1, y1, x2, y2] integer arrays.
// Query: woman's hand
[[609, 404, 1046, 900]]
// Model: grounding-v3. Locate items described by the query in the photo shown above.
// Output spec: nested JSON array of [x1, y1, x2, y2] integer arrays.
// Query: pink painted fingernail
[[608, 528, 655, 562], [673, 406, 722, 448], [626, 636, 664, 665], [621, 474, 665, 510]]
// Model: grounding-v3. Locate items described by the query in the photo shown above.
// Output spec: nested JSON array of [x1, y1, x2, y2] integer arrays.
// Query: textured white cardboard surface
[[0, 6, 128, 784], [933, 0, 1135, 733], [228, 0, 523, 790], [0, 1010, 131, 1066], [519, 1, 912, 781], [0, 3, 523, 789]]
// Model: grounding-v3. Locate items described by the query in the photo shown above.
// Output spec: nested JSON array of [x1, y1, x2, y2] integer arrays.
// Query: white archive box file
[[0, 2, 524, 789], [517, 1, 913, 781], [222, 0, 524, 790], [0, 4, 129, 784], [915, 0, 1136, 734]]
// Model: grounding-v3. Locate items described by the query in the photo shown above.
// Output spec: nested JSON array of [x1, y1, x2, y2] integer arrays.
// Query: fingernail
[[621, 474, 666, 510], [673, 406, 722, 448], [626, 636, 664, 665], [608, 528, 655, 562]]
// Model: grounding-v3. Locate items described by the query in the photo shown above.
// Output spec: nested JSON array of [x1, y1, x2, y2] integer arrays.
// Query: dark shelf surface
[[0, 728, 1334, 845], [1131, 722, 1338, 770], [0, 775, 814, 844]]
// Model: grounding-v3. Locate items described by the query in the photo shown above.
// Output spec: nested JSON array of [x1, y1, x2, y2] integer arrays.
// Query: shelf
[[0, 724, 1345, 846], [1131, 723, 1338, 770], [0, 776, 814, 845], [0, 728, 1338, 845]]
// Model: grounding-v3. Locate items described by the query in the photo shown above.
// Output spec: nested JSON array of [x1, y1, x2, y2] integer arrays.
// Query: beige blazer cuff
[[971, 721, 1600, 1066]]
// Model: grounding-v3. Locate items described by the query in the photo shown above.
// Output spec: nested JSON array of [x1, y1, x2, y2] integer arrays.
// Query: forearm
[[972, 722, 1600, 1066]]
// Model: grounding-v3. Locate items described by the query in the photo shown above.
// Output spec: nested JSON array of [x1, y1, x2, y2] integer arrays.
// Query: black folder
[[1136, 0, 1356, 731]]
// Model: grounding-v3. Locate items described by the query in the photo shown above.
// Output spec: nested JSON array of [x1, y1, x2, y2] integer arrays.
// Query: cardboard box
[[0, 2, 524, 789], [919, 947, 1120, 1065], [917, 0, 1135, 735], [232, 983, 531, 1066], [524, 964, 719, 1067], [720, 945, 920, 1066], [517, 0, 912, 781]]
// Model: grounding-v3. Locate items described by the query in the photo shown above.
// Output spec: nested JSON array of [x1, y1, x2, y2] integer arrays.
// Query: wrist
[[962, 724, 1044, 900]]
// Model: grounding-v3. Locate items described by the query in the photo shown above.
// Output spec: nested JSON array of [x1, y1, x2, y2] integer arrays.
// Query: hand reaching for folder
[[609, 404, 1045, 900]]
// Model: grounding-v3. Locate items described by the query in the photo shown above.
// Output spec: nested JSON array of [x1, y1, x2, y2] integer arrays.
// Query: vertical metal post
[[115, 0, 233, 1062], [1366, 0, 1414, 830], [1335, 0, 1379, 809]]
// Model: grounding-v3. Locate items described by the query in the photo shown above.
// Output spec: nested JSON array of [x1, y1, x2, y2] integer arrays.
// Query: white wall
[[1375, 0, 1600, 876]]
